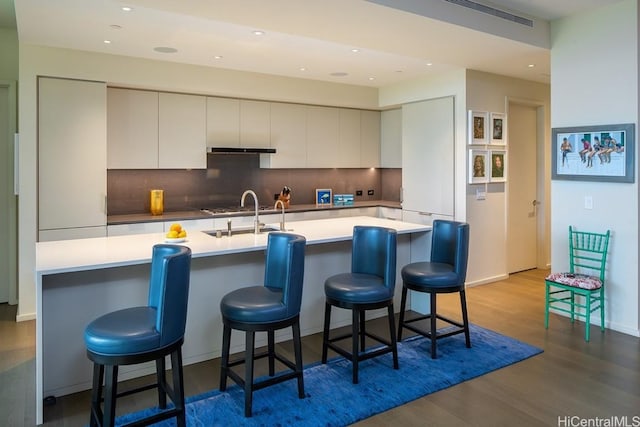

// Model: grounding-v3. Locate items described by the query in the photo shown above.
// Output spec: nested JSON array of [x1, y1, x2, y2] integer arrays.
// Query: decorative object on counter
[[468, 149, 489, 184], [468, 110, 488, 145], [490, 112, 507, 145], [315, 188, 332, 205], [84, 244, 192, 427], [150, 189, 164, 215], [333, 194, 354, 206], [490, 150, 507, 183], [278, 186, 291, 208], [165, 223, 188, 243]]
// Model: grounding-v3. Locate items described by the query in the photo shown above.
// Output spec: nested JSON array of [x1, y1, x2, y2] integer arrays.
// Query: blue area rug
[[116, 324, 542, 426]]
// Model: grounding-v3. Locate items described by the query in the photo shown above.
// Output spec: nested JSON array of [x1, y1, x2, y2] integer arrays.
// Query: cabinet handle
[[13, 134, 19, 195], [418, 212, 433, 216]]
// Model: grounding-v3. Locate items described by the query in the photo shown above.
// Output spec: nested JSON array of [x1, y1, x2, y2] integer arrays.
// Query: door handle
[[532, 200, 540, 206]]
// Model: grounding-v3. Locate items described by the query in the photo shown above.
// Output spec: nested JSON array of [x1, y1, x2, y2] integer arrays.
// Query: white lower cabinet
[[168, 218, 214, 232], [378, 207, 402, 220], [39, 227, 107, 242]]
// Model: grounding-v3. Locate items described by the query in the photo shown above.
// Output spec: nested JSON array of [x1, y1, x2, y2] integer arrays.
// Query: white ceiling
[[10, 0, 624, 88]]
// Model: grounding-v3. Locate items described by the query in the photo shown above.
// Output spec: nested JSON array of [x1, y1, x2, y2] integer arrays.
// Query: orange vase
[[150, 189, 164, 215]]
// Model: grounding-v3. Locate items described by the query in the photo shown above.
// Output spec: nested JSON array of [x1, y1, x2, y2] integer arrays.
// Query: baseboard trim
[[548, 309, 640, 338], [466, 274, 509, 287], [16, 312, 36, 322]]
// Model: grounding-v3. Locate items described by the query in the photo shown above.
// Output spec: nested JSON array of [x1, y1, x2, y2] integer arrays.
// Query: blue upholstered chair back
[[264, 233, 307, 318], [430, 220, 470, 285], [351, 225, 397, 290], [147, 244, 192, 347]]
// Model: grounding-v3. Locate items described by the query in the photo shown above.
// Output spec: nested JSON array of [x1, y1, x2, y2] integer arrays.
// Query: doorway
[[0, 81, 17, 304], [507, 102, 540, 273]]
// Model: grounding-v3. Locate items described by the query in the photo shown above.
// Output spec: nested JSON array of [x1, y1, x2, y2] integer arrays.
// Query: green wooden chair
[[545, 226, 610, 341]]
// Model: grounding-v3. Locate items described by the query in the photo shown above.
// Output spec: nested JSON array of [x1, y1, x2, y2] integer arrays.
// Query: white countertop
[[36, 216, 430, 276]]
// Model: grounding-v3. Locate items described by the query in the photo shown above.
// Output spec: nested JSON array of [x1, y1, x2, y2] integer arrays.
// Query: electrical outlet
[[356, 190, 363, 196], [367, 189, 374, 196]]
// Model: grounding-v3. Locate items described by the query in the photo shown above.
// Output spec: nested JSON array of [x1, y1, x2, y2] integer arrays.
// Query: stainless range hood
[[208, 147, 276, 154]]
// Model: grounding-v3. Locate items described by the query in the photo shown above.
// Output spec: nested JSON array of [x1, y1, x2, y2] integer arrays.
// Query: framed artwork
[[490, 150, 507, 182], [490, 112, 506, 145], [551, 123, 635, 183], [315, 188, 332, 205], [468, 149, 489, 184], [468, 110, 488, 145]]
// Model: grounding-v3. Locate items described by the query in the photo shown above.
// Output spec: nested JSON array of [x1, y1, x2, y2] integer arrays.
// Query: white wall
[[550, 0, 639, 336], [465, 70, 550, 284], [17, 44, 380, 320]]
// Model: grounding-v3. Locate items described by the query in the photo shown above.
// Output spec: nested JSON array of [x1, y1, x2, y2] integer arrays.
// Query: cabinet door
[[240, 100, 271, 148], [361, 110, 381, 167], [206, 97, 239, 147], [306, 106, 339, 168], [269, 102, 307, 168], [38, 77, 107, 231], [107, 88, 158, 169], [159, 93, 206, 169], [381, 109, 402, 168], [337, 108, 360, 168], [402, 96, 455, 216]]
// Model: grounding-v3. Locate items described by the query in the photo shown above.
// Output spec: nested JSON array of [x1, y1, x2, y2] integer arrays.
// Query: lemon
[[170, 223, 182, 233], [166, 230, 179, 238], [178, 230, 187, 238]]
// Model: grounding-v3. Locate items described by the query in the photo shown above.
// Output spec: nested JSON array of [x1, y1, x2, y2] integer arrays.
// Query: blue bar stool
[[84, 244, 192, 427], [322, 225, 398, 384], [398, 220, 470, 359], [219, 233, 306, 417]]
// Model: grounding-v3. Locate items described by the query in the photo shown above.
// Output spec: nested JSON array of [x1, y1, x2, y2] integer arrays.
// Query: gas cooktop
[[200, 205, 274, 215]]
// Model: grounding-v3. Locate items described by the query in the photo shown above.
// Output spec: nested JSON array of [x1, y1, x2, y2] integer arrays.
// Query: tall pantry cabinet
[[38, 77, 107, 241]]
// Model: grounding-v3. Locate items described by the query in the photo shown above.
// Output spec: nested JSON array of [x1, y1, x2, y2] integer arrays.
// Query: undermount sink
[[204, 226, 280, 237]]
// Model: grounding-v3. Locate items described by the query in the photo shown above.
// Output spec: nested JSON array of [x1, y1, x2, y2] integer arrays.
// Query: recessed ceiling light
[[154, 46, 178, 53], [213, 55, 223, 60], [368, 77, 375, 81], [299, 67, 306, 71], [351, 48, 360, 53], [252, 30, 265, 36], [103, 40, 111, 44], [110, 24, 122, 30], [528, 64, 535, 68], [395, 70, 404, 73], [330, 72, 348, 77], [426, 62, 433, 66], [121, 6, 132, 12]]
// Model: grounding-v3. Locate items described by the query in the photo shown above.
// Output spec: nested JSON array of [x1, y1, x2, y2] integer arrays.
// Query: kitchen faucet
[[274, 199, 286, 231], [240, 189, 261, 234]]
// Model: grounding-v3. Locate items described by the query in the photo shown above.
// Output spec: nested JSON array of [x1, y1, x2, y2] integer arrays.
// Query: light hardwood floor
[[1, 269, 639, 426]]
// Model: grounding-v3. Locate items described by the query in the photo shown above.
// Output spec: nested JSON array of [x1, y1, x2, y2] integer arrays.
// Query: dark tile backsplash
[[107, 154, 401, 215]]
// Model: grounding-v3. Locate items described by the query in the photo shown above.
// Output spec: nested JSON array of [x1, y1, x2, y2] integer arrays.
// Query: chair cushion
[[401, 262, 462, 289], [546, 272, 602, 290], [324, 273, 392, 304], [220, 286, 288, 324], [84, 307, 160, 356]]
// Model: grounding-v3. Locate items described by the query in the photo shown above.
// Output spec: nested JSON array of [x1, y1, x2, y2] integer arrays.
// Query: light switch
[[584, 196, 593, 210], [476, 188, 486, 200]]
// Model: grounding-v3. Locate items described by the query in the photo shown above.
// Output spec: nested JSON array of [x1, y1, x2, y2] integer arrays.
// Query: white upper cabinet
[[240, 100, 271, 148], [107, 88, 158, 169], [306, 105, 339, 168], [337, 108, 361, 168], [269, 102, 307, 168], [360, 110, 381, 168], [381, 109, 402, 168], [402, 96, 455, 217], [38, 77, 107, 232], [158, 92, 207, 169], [206, 97, 240, 147]]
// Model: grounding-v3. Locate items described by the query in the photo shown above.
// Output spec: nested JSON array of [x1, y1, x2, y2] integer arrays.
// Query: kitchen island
[[35, 216, 430, 425]]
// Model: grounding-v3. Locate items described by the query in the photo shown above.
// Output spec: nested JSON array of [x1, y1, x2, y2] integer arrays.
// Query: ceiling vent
[[443, 0, 534, 27]]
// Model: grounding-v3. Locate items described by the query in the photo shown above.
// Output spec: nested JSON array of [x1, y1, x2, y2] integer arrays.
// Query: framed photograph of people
[[315, 188, 332, 205], [551, 123, 635, 183], [468, 110, 488, 145], [490, 150, 507, 182], [490, 112, 506, 145], [468, 149, 489, 184]]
